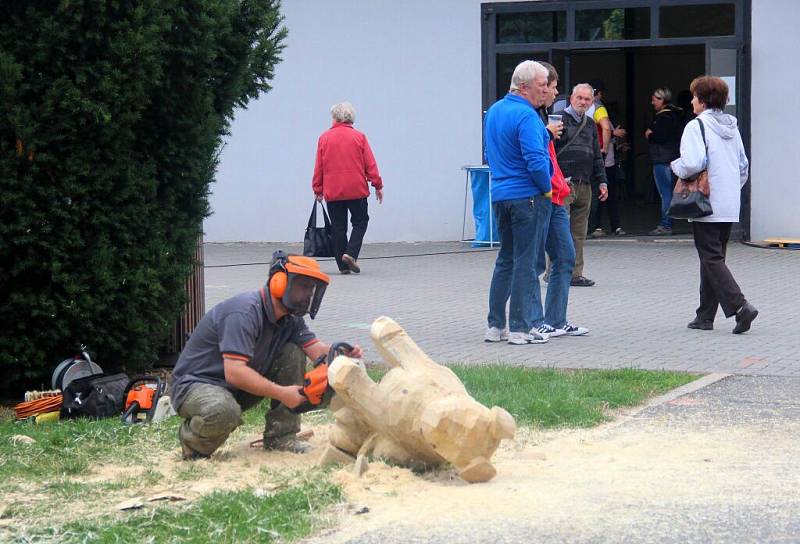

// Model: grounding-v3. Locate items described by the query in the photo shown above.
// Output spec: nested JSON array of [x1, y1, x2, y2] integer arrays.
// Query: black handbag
[[303, 200, 334, 257], [668, 118, 713, 220], [668, 174, 713, 219]]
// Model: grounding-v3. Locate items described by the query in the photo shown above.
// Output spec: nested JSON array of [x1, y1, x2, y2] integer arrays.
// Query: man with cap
[[170, 251, 362, 459]]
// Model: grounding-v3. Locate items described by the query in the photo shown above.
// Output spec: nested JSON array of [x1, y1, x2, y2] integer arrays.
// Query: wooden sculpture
[[318, 316, 516, 483]]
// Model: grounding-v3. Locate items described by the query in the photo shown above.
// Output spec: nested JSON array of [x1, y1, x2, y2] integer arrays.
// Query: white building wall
[[207, 0, 799, 243], [750, 0, 800, 241], [204, 0, 485, 242]]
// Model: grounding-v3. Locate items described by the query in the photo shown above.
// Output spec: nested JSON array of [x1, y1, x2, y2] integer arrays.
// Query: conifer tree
[[0, 1, 287, 389]]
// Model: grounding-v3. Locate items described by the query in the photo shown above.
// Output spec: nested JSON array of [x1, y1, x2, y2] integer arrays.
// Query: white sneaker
[[484, 327, 508, 343], [535, 323, 566, 338], [508, 331, 549, 345], [557, 322, 589, 336]]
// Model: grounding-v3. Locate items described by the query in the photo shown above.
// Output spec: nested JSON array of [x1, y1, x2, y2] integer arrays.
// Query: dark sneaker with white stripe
[[534, 323, 565, 338], [556, 322, 589, 336]]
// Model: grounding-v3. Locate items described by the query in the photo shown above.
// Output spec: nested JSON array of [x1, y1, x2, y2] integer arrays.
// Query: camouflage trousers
[[177, 343, 306, 456]]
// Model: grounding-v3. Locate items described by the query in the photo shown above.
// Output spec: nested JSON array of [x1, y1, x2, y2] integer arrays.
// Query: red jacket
[[312, 122, 383, 202], [548, 140, 570, 206]]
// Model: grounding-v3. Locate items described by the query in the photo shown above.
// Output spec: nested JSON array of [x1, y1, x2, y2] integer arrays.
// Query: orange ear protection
[[268, 251, 290, 297], [268, 251, 331, 298]]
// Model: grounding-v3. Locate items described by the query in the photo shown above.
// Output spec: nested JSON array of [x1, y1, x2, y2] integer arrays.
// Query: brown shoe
[[570, 276, 595, 287], [342, 254, 360, 274]]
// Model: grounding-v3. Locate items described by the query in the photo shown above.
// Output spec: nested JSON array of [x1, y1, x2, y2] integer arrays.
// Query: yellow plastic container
[[35, 411, 60, 424]]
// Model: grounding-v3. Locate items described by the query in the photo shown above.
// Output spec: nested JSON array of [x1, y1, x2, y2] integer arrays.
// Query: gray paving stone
[[203, 240, 798, 376]]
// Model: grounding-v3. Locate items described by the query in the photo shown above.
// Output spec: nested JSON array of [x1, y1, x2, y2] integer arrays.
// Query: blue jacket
[[484, 94, 553, 202]]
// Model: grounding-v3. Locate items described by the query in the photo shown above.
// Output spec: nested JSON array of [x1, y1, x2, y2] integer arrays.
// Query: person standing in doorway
[[670, 76, 756, 334], [588, 81, 627, 237], [553, 83, 608, 287], [483, 60, 553, 345], [312, 102, 384, 275], [645, 88, 682, 236]]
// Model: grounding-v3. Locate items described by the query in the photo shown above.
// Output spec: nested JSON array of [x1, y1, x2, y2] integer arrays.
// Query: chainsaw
[[290, 342, 353, 414], [121, 376, 165, 424]]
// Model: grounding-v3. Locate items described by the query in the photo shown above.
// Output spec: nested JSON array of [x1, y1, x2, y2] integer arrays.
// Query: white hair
[[509, 61, 549, 92], [571, 83, 594, 97], [653, 87, 672, 102], [330, 102, 355, 123]]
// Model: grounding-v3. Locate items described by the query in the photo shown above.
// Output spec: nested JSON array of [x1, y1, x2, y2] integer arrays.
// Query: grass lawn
[[0, 366, 697, 543]]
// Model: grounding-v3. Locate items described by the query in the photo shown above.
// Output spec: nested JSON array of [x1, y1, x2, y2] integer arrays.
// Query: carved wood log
[[324, 316, 515, 482]]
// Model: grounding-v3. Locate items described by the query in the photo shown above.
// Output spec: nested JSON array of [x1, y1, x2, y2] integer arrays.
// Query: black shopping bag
[[303, 200, 334, 257]]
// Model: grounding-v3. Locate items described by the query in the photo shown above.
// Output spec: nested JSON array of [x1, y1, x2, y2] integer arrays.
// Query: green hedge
[[0, 1, 286, 391]]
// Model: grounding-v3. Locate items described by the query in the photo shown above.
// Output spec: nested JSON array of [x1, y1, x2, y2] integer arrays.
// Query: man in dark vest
[[554, 83, 608, 287]]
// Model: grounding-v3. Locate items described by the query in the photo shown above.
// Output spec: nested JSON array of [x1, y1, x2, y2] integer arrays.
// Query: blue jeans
[[535, 204, 575, 329], [488, 196, 551, 333], [652, 163, 674, 229]]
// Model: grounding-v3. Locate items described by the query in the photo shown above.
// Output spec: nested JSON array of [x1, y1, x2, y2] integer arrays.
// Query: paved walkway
[[204, 239, 798, 376]]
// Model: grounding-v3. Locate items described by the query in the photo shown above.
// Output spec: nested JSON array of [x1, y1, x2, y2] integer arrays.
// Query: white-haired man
[[484, 60, 553, 345], [553, 83, 608, 287], [312, 102, 384, 275]]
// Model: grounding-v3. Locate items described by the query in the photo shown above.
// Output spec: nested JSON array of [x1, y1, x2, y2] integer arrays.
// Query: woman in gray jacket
[[671, 76, 757, 334]]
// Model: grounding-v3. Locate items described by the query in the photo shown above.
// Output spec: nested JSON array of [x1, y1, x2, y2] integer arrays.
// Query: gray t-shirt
[[170, 288, 316, 410]]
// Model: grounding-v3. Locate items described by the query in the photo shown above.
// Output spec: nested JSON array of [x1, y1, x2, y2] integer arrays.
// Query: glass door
[[706, 45, 740, 115]]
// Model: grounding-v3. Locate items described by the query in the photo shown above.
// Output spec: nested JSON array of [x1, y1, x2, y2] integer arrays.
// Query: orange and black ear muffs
[[268, 250, 290, 298], [267, 251, 331, 318]]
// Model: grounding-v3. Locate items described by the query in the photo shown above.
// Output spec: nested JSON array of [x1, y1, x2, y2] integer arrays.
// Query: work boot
[[181, 441, 210, 461], [262, 434, 311, 454]]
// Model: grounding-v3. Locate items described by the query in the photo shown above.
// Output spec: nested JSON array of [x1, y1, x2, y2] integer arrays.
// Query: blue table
[[461, 165, 499, 247]]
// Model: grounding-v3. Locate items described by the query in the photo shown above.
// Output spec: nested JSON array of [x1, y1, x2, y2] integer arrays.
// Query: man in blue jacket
[[484, 60, 553, 345]]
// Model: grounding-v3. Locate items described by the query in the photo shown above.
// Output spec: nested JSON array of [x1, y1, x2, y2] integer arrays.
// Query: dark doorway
[[567, 45, 704, 235], [482, 0, 749, 237]]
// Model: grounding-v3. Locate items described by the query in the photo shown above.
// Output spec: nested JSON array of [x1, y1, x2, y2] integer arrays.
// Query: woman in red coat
[[312, 102, 384, 274]]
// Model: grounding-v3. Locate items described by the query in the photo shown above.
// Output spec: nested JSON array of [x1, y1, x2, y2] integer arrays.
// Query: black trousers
[[692, 221, 746, 320], [590, 165, 621, 232], [327, 198, 369, 271]]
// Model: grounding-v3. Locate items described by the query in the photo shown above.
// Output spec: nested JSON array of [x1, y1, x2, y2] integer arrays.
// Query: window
[[495, 52, 555, 100], [660, 4, 735, 38], [576, 8, 650, 41], [497, 12, 566, 44]]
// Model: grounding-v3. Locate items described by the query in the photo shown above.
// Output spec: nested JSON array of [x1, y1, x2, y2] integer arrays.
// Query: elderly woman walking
[[671, 76, 757, 334], [312, 102, 384, 275]]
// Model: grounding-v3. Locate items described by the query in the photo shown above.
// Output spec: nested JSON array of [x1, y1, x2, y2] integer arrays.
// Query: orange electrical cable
[[15, 395, 63, 419]]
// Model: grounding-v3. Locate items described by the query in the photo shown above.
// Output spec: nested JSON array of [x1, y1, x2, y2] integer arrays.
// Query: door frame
[[481, 0, 752, 237]]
